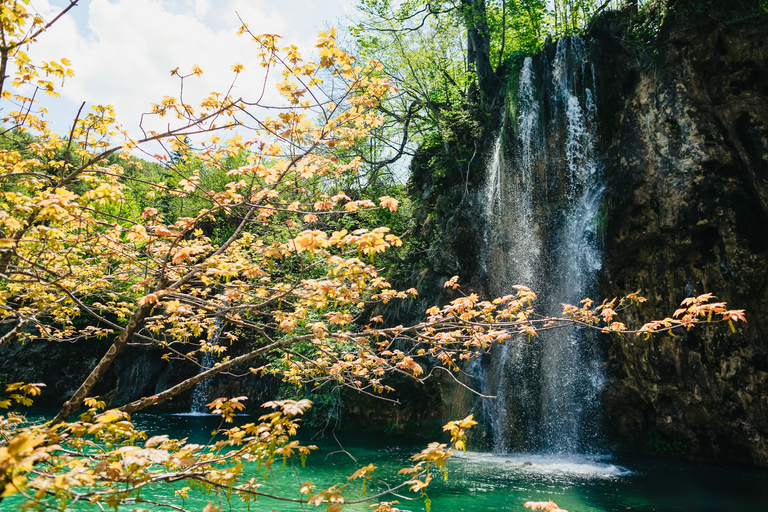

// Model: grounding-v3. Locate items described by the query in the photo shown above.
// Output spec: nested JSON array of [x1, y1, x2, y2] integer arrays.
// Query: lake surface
[[133, 413, 768, 512], [7, 412, 768, 511]]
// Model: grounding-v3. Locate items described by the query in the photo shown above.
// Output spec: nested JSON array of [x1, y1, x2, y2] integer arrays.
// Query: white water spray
[[189, 300, 227, 414], [479, 37, 605, 454]]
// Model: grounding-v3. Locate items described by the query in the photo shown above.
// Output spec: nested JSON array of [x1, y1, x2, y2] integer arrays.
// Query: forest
[[0, 0, 766, 511]]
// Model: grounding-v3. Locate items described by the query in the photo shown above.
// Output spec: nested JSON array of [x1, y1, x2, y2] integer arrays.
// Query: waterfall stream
[[189, 351, 216, 414], [189, 300, 227, 414], [479, 37, 605, 454]]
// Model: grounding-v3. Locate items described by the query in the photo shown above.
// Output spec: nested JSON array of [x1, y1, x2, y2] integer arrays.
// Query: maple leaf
[[137, 293, 159, 306], [378, 195, 399, 211], [348, 463, 377, 481], [524, 500, 568, 512], [150, 225, 181, 237], [172, 247, 194, 265], [144, 435, 169, 448], [444, 276, 460, 289]]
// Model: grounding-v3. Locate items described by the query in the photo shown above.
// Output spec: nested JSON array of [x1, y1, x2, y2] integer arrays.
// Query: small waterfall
[[480, 56, 544, 453], [483, 57, 542, 302], [478, 36, 605, 455], [189, 301, 227, 414], [483, 112, 505, 218], [189, 350, 216, 414]]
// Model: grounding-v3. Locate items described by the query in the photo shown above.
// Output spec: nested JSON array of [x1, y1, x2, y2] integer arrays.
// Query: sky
[[26, 0, 356, 139]]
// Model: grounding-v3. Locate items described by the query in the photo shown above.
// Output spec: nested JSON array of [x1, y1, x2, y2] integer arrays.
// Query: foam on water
[[452, 451, 631, 481]]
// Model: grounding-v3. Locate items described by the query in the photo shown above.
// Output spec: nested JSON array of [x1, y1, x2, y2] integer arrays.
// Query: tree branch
[[117, 335, 315, 414]]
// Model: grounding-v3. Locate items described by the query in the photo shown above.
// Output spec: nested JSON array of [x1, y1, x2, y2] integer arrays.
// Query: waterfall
[[189, 300, 227, 414], [478, 37, 605, 455], [189, 350, 216, 414]]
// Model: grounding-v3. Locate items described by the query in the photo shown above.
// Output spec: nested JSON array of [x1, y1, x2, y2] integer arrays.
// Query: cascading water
[[478, 36, 605, 455], [189, 350, 217, 414], [189, 301, 227, 414]]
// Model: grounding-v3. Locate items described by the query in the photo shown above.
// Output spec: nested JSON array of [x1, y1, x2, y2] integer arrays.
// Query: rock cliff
[[592, 10, 768, 465], [394, 7, 768, 465]]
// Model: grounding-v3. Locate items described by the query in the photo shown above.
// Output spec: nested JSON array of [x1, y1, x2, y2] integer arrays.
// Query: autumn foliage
[[0, 1, 746, 511], [525, 500, 568, 512]]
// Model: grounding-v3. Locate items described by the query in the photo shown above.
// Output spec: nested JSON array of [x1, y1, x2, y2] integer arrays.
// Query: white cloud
[[25, 0, 353, 139], [192, 0, 210, 20]]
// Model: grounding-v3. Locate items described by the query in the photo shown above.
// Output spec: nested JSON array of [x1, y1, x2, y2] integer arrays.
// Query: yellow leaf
[[7, 432, 45, 456], [348, 463, 377, 481], [378, 196, 399, 212], [94, 409, 129, 424], [137, 294, 159, 306], [172, 247, 194, 265], [145, 435, 169, 448], [1, 476, 27, 498]]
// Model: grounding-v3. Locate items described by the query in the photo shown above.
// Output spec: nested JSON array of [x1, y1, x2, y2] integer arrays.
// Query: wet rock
[[593, 13, 768, 466]]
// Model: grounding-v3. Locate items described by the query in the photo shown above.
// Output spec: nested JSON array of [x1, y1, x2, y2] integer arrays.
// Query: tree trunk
[[116, 336, 299, 414], [51, 304, 154, 424], [461, 0, 503, 111]]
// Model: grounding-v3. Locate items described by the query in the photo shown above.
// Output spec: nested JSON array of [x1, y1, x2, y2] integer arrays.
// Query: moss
[[646, 432, 689, 455]]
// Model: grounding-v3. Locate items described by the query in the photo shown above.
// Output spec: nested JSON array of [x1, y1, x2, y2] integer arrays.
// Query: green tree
[[347, 0, 549, 178]]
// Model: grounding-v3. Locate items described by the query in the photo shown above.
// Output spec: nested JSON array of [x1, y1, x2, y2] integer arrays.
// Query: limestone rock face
[[593, 14, 768, 465]]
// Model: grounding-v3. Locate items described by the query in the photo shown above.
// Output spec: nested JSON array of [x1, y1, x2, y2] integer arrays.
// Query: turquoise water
[[6, 412, 768, 511], [132, 413, 768, 512]]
